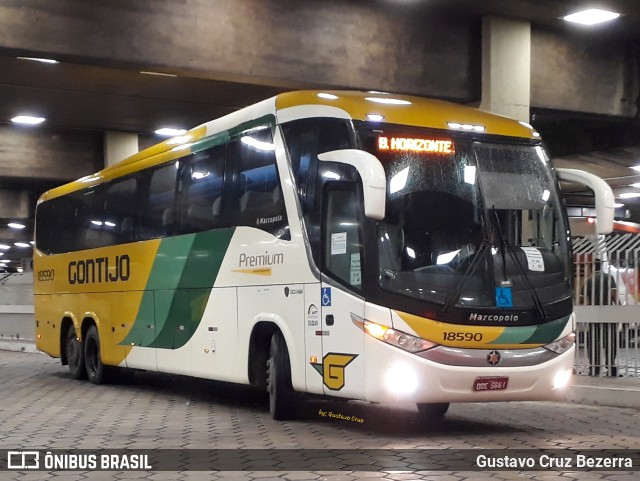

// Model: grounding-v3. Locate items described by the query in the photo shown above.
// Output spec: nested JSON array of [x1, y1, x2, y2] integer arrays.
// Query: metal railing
[[572, 234, 640, 378]]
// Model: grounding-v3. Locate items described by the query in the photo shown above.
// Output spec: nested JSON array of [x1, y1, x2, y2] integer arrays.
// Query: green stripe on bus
[[120, 235, 194, 347], [492, 315, 570, 345], [121, 228, 235, 348], [491, 325, 537, 345], [187, 115, 276, 156], [149, 228, 235, 349], [522, 315, 570, 344]]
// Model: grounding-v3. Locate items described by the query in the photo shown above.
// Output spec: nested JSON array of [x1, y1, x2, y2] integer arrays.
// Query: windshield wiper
[[491, 208, 549, 321], [442, 239, 491, 313]]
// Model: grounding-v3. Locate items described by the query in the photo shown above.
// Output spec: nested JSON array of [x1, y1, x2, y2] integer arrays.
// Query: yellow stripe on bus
[[396, 310, 545, 349]]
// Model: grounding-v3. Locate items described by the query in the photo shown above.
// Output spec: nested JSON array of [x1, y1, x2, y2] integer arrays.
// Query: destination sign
[[378, 136, 454, 155]]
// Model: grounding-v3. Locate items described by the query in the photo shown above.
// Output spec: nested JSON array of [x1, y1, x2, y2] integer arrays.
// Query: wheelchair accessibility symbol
[[495, 287, 513, 308], [321, 287, 332, 307]]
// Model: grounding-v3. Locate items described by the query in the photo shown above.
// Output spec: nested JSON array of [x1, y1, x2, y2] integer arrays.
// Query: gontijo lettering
[[68, 254, 130, 284]]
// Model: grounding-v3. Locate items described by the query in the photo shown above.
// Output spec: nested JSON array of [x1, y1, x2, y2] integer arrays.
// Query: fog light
[[385, 364, 418, 395], [552, 369, 572, 390]]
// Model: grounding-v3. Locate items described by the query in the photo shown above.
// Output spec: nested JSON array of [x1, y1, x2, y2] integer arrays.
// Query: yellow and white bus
[[34, 91, 614, 421]]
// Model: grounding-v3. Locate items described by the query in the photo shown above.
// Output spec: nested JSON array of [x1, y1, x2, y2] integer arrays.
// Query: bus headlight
[[385, 363, 418, 394], [351, 314, 437, 353], [552, 369, 572, 390], [543, 333, 575, 355]]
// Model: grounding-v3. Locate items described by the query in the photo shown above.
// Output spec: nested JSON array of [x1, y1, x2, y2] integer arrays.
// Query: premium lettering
[[68, 255, 130, 285], [239, 252, 284, 268]]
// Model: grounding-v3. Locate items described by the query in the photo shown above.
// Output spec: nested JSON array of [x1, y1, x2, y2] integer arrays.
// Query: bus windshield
[[358, 126, 571, 312]]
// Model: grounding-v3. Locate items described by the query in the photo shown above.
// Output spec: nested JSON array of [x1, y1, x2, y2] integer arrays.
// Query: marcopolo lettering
[[469, 312, 519, 322], [68, 254, 131, 285]]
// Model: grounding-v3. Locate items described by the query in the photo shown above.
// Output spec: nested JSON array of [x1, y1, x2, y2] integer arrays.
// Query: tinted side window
[[178, 145, 226, 234], [104, 176, 139, 244], [72, 187, 105, 250], [139, 162, 178, 239], [323, 185, 363, 290], [281, 118, 352, 213], [36, 196, 84, 254], [228, 128, 289, 239]]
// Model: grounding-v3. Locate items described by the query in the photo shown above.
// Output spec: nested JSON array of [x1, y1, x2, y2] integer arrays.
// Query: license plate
[[473, 376, 509, 391]]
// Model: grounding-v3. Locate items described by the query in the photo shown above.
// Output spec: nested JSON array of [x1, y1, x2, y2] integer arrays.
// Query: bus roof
[[276, 91, 537, 139], [39, 90, 538, 203]]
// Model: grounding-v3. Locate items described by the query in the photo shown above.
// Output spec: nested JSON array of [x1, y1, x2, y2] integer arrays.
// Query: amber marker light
[[352, 313, 437, 353], [310, 356, 318, 363], [363, 321, 388, 339]]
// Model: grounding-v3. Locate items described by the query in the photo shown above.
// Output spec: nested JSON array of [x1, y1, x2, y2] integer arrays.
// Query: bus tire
[[416, 402, 449, 421], [267, 331, 295, 420], [84, 325, 107, 385], [65, 327, 86, 380]]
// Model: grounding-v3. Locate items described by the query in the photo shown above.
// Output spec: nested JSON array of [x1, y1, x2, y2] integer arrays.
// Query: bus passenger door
[[319, 185, 366, 398]]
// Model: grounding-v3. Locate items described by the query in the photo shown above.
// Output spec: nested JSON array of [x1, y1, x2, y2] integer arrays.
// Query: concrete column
[[480, 16, 531, 122], [104, 131, 139, 167]]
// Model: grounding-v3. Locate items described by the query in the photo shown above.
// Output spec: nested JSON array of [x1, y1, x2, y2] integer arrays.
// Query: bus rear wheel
[[65, 327, 86, 379], [417, 402, 450, 421], [84, 325, 107, 384], [267, 331, 295, 420]]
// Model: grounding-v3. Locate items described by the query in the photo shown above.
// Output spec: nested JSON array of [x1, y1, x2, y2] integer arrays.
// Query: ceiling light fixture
[[7, 223, 26, 230], [17, 56, 58, 64], [14, 242, 31, 248], [618, 193, 640, 199], [155, 128, 187, 137], [11, 116, 45, 125], [563, 9, 620, 26], [140, 71, 178, 77]]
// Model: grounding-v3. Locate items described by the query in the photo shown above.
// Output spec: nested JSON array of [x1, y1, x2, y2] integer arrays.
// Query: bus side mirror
[[317, 149, 386, 220], [557, 168, 614, 235]]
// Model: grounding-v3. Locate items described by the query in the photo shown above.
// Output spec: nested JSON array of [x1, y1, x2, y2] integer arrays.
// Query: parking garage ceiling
[[1, 0, 639, 135], [0, 0, 640, 270]]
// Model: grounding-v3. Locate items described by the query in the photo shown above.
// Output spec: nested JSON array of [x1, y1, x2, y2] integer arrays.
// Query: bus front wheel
[[267, 331, 295, 420], [416, 402, 449, 421], [65, 327, 86, 379], [84, 325, 107, 384]]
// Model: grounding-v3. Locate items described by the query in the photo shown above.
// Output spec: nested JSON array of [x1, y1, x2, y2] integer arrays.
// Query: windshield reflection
[[358, 126, 571, 314]]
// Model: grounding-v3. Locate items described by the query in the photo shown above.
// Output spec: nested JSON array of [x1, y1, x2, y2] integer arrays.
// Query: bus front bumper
[[363, 338, 575, 404]]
